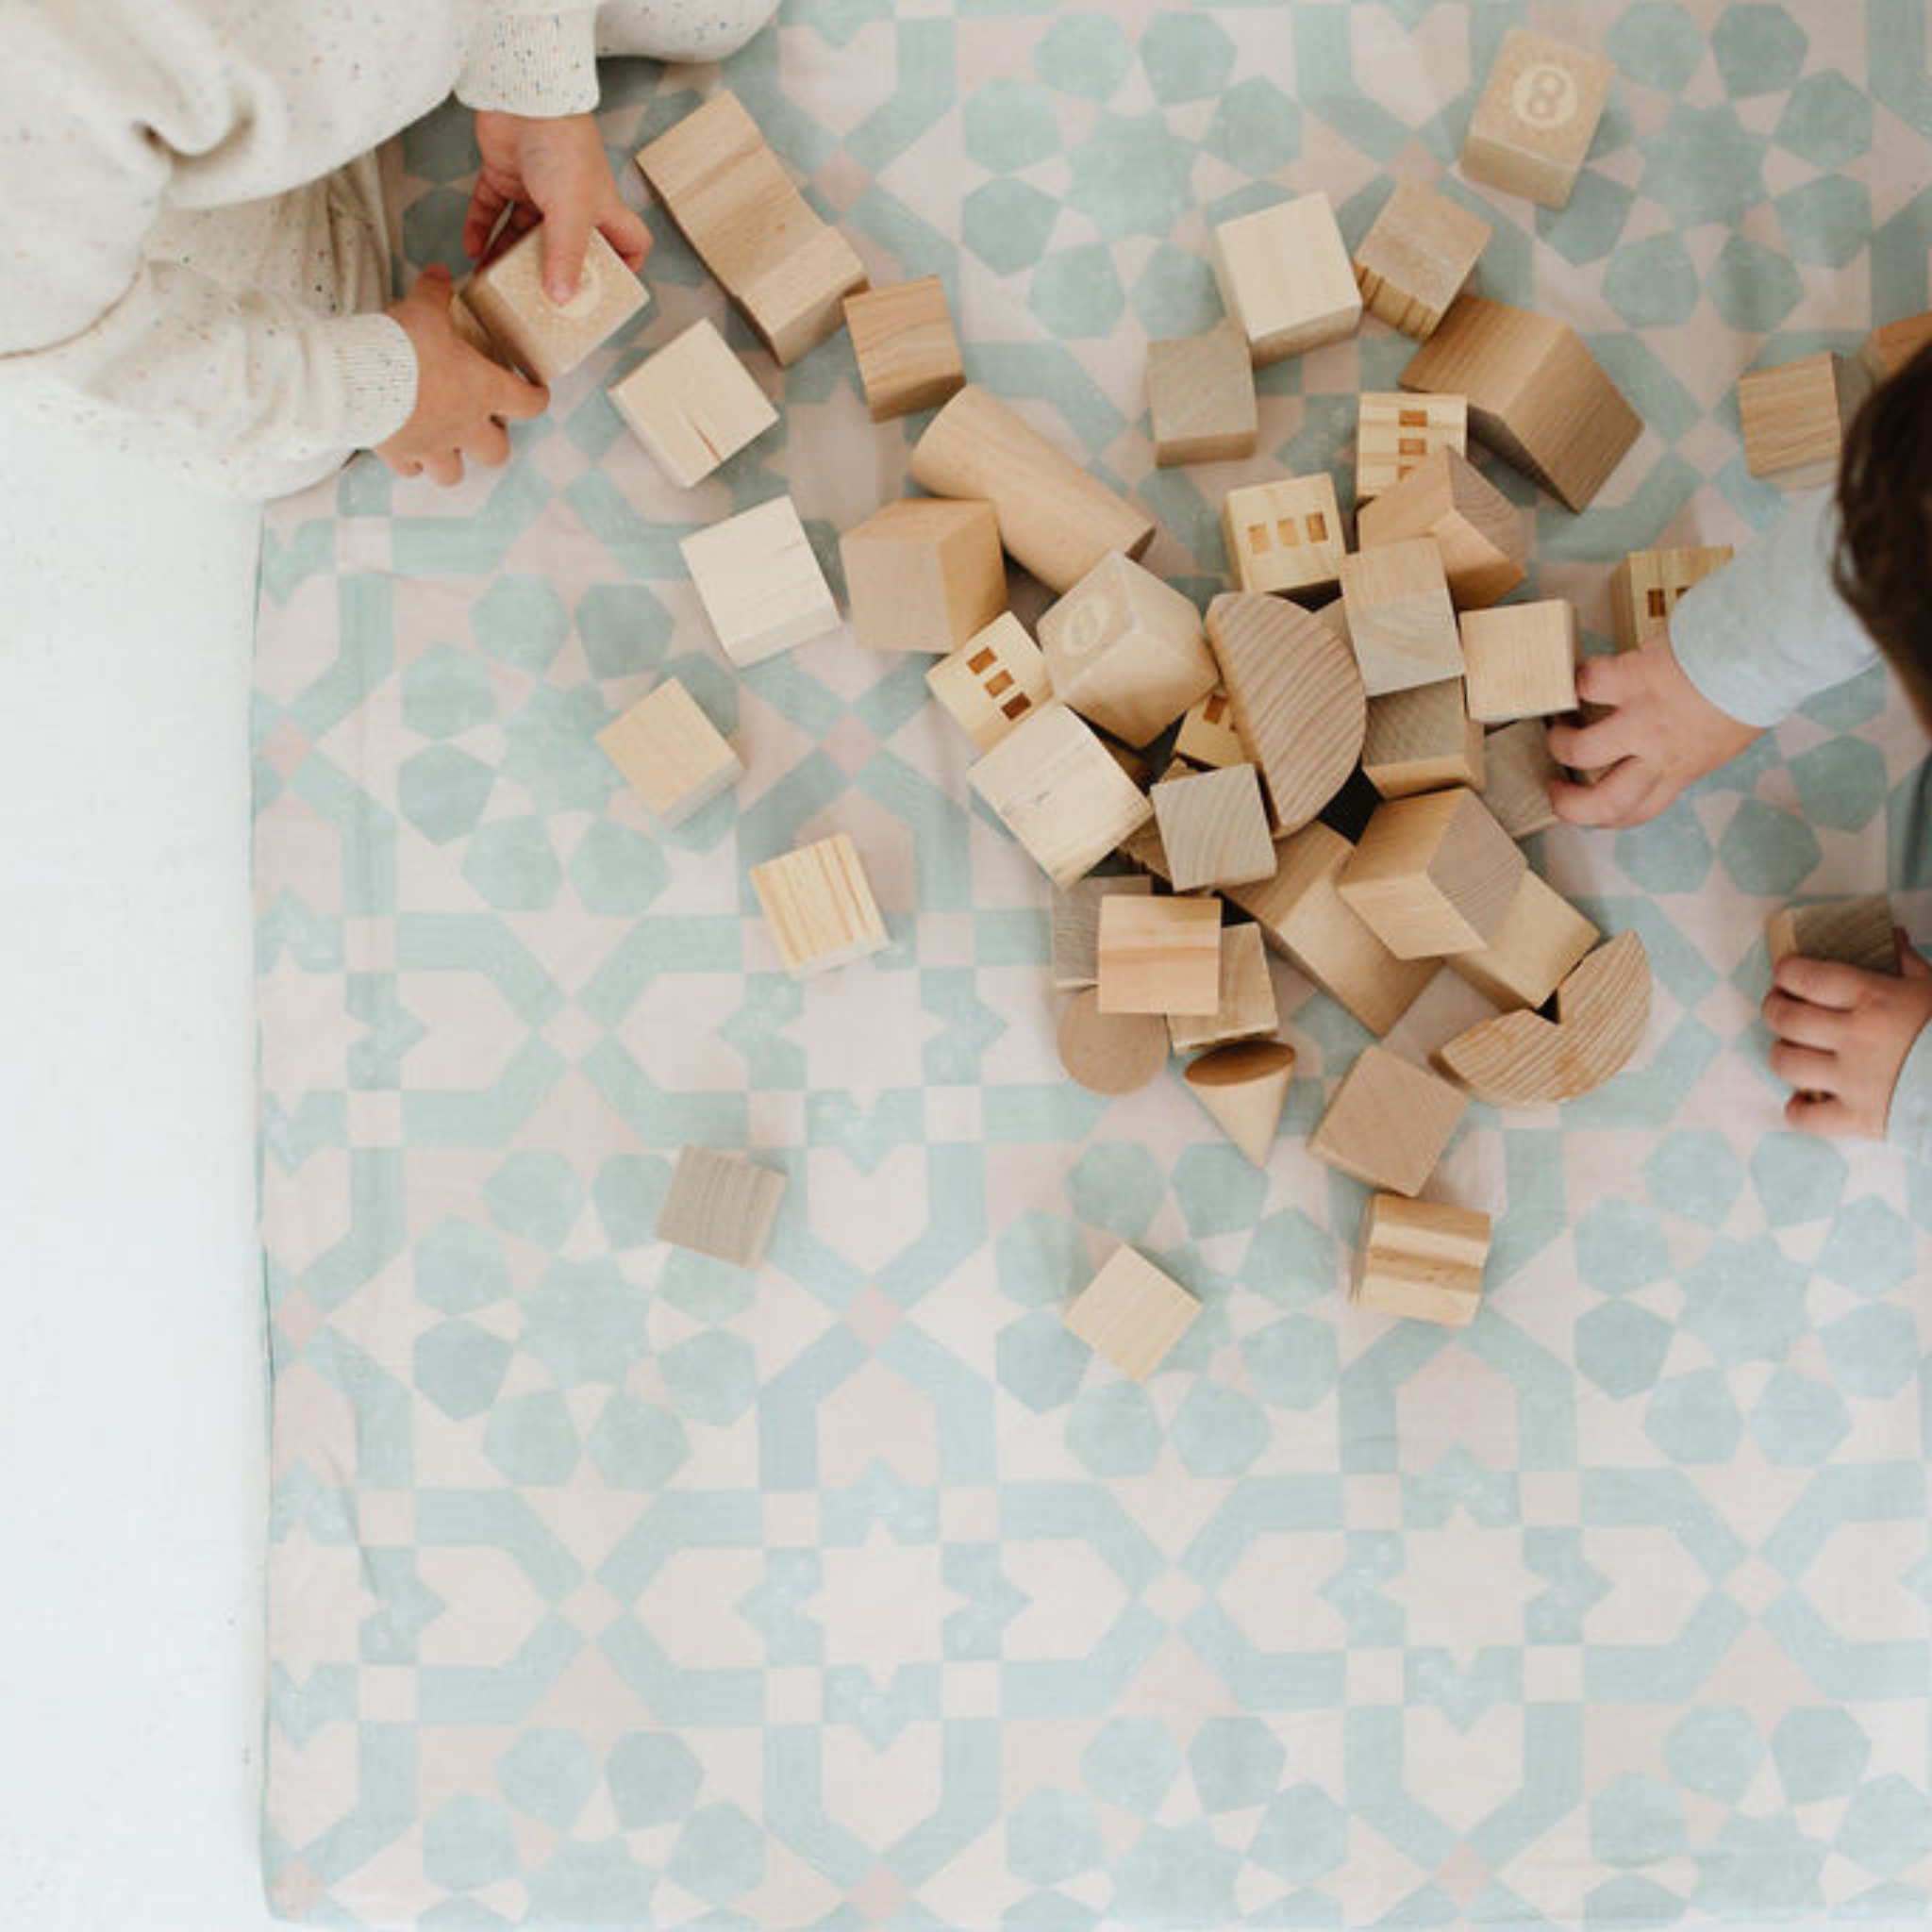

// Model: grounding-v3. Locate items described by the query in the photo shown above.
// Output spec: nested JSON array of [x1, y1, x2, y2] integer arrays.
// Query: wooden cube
[[1740, 352, 1874, 489], [1169, 922, 1279, 1053], [1038, 552, 1217, 746], [925, 611, 1051, 753], [1352, 181, 1491, 338], [1766, 896, 1898, 976], [463, 224, 650, 384], [1337, 787, 1526, 958], [596, 676, 741, 827], [749, 833, 889, 977], [1480, 719, 1559, 839], [1063, 1246, 1200, 1380], [841, 497, 1005, 655], [1210, 192, 1362, 365], [681, 495, 840, 666], [1309, 1044, 1467, 1196], [1863, 310, 1932, 383], [608, 317, 777, 488], [1608, 545, 1734, 653], [1052, 874, 1153, 990], [1222, 475, 1347, 597], [1357, 393, 1469, 504], [968, 701, 1154, 889], [1362, 677, 1484, 800], [656, 1147, 787, 1268], [1340, 539, 1463, 696], [842, 276, 964, 420], [1357, 445, 1526, 608], [1352, 1194, 1490, 1325], [1096, 893, 1223, 1016], [1447, 870, 1600, 1010], [1460, 599, 1578, 721], [1151, 763, 1277, 891], [1147, 320, 1258, 465], [1174, 686, 1247, 770], [1461, 29, 1613, 210]]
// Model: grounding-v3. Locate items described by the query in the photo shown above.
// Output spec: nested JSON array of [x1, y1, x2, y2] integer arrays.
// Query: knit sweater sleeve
[[457, 4, 601, 116]]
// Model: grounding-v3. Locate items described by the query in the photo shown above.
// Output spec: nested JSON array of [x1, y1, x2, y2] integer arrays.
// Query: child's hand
[[465, 110, 651, 305], [1762, 933, 1932, 1138], [1545, 625, 1763, 829], [375, 266, 548, 484]]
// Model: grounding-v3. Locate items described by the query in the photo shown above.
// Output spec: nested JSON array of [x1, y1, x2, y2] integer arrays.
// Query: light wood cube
[[1310, 1045, 1467, 1197], [1210, 192, 1362, 365], [1362, 677, 1484, 800], [1863, 310, 1932, 383], [1609, 545, 1734, 653], [1223, 475, 1347, 597], [843, 276, 965, 420], [1096, 893, 1223, 1016], [1151, 763, 1276, 891], [608, 318, 776, 488], [1461, 29, 1613, 210], [750, 832, 890, 978], [1766, 896, 1898, 976], [1460, 599, 1578, 721], [656, 1147, 787, 1268], [1169, 922, 1279, 1053], [1063, 1246, 1201, 1380], [1480, 719, 1559, 839], [1352, 181, 1491, 338], [1340, 538, 1463, 695], [681, 495, 841, 666], [463, 224, 650, 384], [1357, 393, 1468, 504], [1147, 320, 1258, 465], [1337, 786, 1526, 958], [841, 497, 1005, 655], [1740, 353, 1874, 490], [1052, 874, 1153, 990], [596, 676, 741, 827], [1174, 686, 1247, 770], [1357, 445, 1526, 608], [1352, 1194, 1491, 1325], [926, 611, 1051, 753], [1447, 870, 1600, 1010]]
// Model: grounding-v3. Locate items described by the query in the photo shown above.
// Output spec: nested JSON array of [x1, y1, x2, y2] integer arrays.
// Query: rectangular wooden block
[[1362, 677, 1484, 800], [1174, 686, 1247, 770], [1063, 1245, 1201, 1380], [1222, 475, 1347, 597], [1461, 29, 1613, 209], [1357, 392, 1469, 503], [750, 832, 890, 977], [926, 611, 1052, 753], [841, 496, 1005, 654], [608, 317, 776, 488], [1052, 874, 1153, 990], [1337, 787, 1526, 959], [1766, 896, 1898, 976], [1169, 921, 1279, 1053], [1740, 352, 1874, 489], [1352, 1194, 1491, 1325], [681, 494, 841, 666], [656, 1147, 787, 1267], [1863, 310, 1932, 383], [1480, 719, 1560, 839], [464, 224, 650, 384], [1151, 763, 1277, 891], [1447, 870, 1600, 1010], [1609, 545, 1735, 653], [596, 676, 741, 827], [1310, 1044, 1467, 1196], [1210, 192, 1362, 365], [842, 276, 965, 420], [1352, 180, 1491, 338], [1340, 538, 1463, 695], [1460, 598, 1578, 721], [1357, 444, 1526, 608], [1096, 893, 1223, 1016], [1147, 320, 1259, 465]]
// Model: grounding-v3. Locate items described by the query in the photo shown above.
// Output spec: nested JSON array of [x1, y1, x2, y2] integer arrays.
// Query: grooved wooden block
[[1460, 598, 1578, 721], [634, 91, 865, 365], [608, 317, 777, 487], [1222, 475, 1347, 597], [1863, 310, 1932, 383], [1608, 545, 1735, 653], [1402, 296, 1641, 511], [1174, 686, 1246, 770], [1210, 192, 1362, 365], [1447, 870, 1600, 1010], [1147, 320, 1259, 465], [656, 1147, 787, 1268], [1169, 922, 1279, 1052], [463, 224, 650, 384], [1310, 1044, 1467, 1196], [1151, 764, 1276, 891], [1184, 1039, 1296, 1168], [1357, 445, 1526, 608], [681, 495, 840, 666], [842, 276, 964, 420], [750, 833, 889, 977], [1353, 1194, 1491, 1325], [1766, 896, 1898, 976], [841, 497, 1005, 655], [1340, 539, 1463, 696], [1096, 893, 1223, 1016], [596, 676, 741, 827], [1740, 353, 1874, 489], [926, 611, 1051, 752], [1039, 553, 1217, 746], [1337, 787, 1526, 959], [1052, 874, 1154, 990], [967, 701, 1154, 889], [1064, 1246, 1201, 1380], [1481, 719, 1560, 839], [1357, 392, 1469, 503], [1362, 677, 1484, 800], [1057, 989, 1170, 1095], [1462, 29, 1613, 209], [911, 384, 1156, 595], [1352, 181, 1491, 338]]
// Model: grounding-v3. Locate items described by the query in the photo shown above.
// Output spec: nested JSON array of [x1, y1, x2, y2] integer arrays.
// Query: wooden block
[[449, 285, 513, 368], [463, 225, 650, 384], [1169, 923, 1279, 1052], [680, 495, 840, 666], [1204, 593, 1366, 834], [967, 701, 1154, 889], [1862, 310, 1932, 383], [596, 676, 741, 827], [1340, 539, 1463, 696], [842, 276, 964, 420], [1447, 870, 1600, 1010], [1362, 677, 1484, 800], [1401, 296, 1641, 511], [1357, 393, 1469, 503], [1460, 598, 1578, 721], [1056, 989, 1170, 1095], [1462, 29, 1612, 209], [1357, 445, 1526, 608], [1766, 896, 1898, 976], [1096, 894, 1223, 1016], [1147, 320, 1259, 465], [841, 497, 1005, 655], [1038, 553, 1217, 746], [1337, 787, 1526, 959], [1184, 1039, 1296, 1167], [1739, 353, 1874, 489], [1480, 720, 1560, 839], [1436, 929, 1651, 1106], [1309, 1044, 1467, 1196], [1174, 686, 1246, 770], [1608, 545, 1734, 654], [608, 317, 776, 488], [911, 385, 1156, 595], [926, 611, 1052, 753], [1064, 1246, 1200, 1380], [1211, 192, 1363, 365], [1052, 874, 1153, 990], [1352, 181, 1492, 339], [634, 92, 866, 365], [1222, 475, 1347, 597], [749, 832, 889, 977], [656, 1147, 786, 1268], [1352, 1195, 1490, 1326], [1099, 734, 1153, 791], [1151, 764, 1276, 891]]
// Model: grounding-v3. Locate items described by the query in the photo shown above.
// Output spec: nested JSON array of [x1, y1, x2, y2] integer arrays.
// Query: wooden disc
[[1057, 989, 1171, 1095]]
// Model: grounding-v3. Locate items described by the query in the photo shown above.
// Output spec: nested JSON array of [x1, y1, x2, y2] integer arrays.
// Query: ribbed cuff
[[1885, 1015, 1932, 1163], [457, 8, 600, 116], [330, 312, 419, 451]]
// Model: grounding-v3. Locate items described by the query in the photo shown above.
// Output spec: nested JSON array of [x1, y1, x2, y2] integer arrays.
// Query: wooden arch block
[[1064, 1247, 1200, 1380], [1353, 181, 1491, 339], [1309, 1045, 1467, 1196], [1184, 1039, 1296, 1167], [1462, 29, 1613, 210], [841, 497, 1005, 655], [1211, 192, 1362, 364], [926, 612, 1051, 752], [608, 318, 777, 488], [1353, 1195, 1491, 1325], [842, 276, 964, 420], [463, 225, 649, 384], [1337, 787, 1525, 959], [1357, 445, 1526, 608]]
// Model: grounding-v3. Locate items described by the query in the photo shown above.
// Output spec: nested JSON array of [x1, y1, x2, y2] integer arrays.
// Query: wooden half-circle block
[[1435, 929, 1650, 1106], [1057, 989, 1170, 1096], [1204, 592, 1366, 835], [1184, 1040, 1296, 1167]]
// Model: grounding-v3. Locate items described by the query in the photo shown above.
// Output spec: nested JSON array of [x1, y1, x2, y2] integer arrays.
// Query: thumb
[[1897, 929, 1931, 978], [540, 211, 591, 306]]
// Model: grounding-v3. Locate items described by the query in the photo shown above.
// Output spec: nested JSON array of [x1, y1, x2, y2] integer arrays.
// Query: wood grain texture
[[1480, 719, 1560, 839], [1174, 686, 1247, 770], [596, 676, 741, 827], [655, 1147, 787, 1267], [1447, 870, 1600, 1010], [1356, 392, 1469, 502], [1147, 321, 1258, 465], [1183, 1039, 1296, 1167], [1765, 896, 1898, 975], [1222, 475, 1346, 596], [1309, 1044, 1467, 1196], [1151, 763, 1277, 891], [1461, 29, 1613, 208], [842, 276, 965, 420], [1459, 598, 1578, 721], [1608, 545, 1734, 653], [1863, 310, 1932, 382], [1739, 353, 1874, 488], [680, 495, 841, 666], [749, 832, 890, 977], [840, 497, 1005, 655], [1168, 922, 1279, 1051], [1056, 990, 1171, 1093], [608, 318, 775, 488], [1052, 874, 1153, 990], [1339, 538, 1464, 695], [1337, 787, 1526, 958], [1356, 445, 1526, 608], [1095, 893, 1223, 1015], [1362, 677, 1484, 800], [464, 225, 650, 384], [1063, 1246, 1201, 1380], [1210, 192, 1362, 364], [1352, 1194, 1491, 1325], [1352, 181, 1491, 338], [926, 611, 1052, 752]]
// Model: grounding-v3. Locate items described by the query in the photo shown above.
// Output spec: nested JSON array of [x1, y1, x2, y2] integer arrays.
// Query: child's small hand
[[1546, 625, 1763, 829], [1762, 933, 1932, 1138]]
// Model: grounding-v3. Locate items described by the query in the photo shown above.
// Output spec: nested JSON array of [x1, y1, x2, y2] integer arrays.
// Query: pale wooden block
[[1357, 393, 1469, 503], [1096, 893, 1223, 1016], [1057, 989, 1170, 1095], [1174, 688, 1246, 770], [1766, 896, 1898, 976], [1052, 874, 1153, 990], [1740, 353, 1874, 489], [1608, 545, 1734, 653], [1147, 320, 1258, 465], [1447, 870, 1599, 1010], [925, 612, 1052, 753], [1340, 538, 1463, 696], [1337, 786, 1526, 959], [656, 1147, 787, 1267], [1352, 1195, 1491, 1325], [1183, 1039, 1295, 1167], [1362, 677, 1484, 800], [1357, 445, 1526, 608], [1169, 923, 1279, 1052], [1309, 1044, 1466, 1196], [1038, 552, 1217, 746], [1099, 734, 1153, 791], [841, 497, 1005, 655], [1152, 764, 1276, 892], [596, 676, 741, 827], [968, 701, 1154, 889], [1459, 599, 1578, 721], [1352, 181, 1491, 338], [463, 224, 650, 384], [1461, 29, 1613, 209], [681, 495, 840, 666], [449, 285, 513, 368], [1481, 719, 1560, 839], [1210, 192, 1362, 365], [1222, 475, 1347, 597], [749, 832, 889, 978], [1063, 1246, 1201, 1380], [1863, 310, 1932, 383], [608, 317, 776, 488], [842, 276, 965, 420]]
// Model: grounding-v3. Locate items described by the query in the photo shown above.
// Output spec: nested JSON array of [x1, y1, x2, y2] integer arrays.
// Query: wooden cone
[[1183, 1040, 1296, 1167]]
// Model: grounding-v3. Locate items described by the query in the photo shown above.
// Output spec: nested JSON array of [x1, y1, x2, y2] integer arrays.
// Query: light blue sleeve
[[1886, 1020, 1932, 1166], [1668, 494, 1881, 729]]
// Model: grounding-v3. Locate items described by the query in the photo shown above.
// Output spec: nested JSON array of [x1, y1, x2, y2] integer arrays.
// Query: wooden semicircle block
[[1183, 1039, 1297, 1166]]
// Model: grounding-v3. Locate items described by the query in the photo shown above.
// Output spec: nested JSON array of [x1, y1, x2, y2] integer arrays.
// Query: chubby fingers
[[1762, 985, 1846, 1050], [1786, 1091, 1861, 1137], [1769, 1039, 1840, 1091], [599, 200, 653, 273], [1771, 954, 1869, 1010], [1547, 757, 1664, 829], [486, 363, 550, 421]]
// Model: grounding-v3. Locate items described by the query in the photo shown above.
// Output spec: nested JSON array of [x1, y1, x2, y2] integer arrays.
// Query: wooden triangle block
[[1184, 1040, 1296, 1167]]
